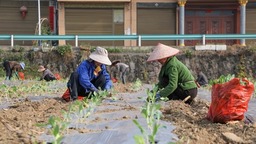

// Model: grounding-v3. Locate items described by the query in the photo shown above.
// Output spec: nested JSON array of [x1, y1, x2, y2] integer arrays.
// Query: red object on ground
[[207, 78, 254, 123], [111, 77, 118, 83], [62, 89, 84, 102], [18, 72, 25, 80], [77, 96, 84, 100], [54, 73, 61, 80]]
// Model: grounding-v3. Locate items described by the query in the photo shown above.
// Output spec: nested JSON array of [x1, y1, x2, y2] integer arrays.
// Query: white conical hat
[[89, 46, 112, 65], [147, 43, 180, 62]]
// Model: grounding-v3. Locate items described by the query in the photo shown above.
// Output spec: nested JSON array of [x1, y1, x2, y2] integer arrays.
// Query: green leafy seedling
[[36, 116, 69, 144], [133, 85, 164, 144]]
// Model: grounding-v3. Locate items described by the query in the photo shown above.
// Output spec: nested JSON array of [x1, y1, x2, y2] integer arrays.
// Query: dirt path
[[0, 82, 255, 144]]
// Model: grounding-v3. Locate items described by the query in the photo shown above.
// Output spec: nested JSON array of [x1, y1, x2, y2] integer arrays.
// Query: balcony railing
[[0, 34, 256, 47]]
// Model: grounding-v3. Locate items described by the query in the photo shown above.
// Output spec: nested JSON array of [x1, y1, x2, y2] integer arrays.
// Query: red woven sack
[[207, 78, 254, 123], [61, 89, 84, 102]]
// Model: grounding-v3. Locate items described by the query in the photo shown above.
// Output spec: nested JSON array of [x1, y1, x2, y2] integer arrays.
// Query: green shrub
[[56, 45, 72, 55], [209, 74, 235, 85], [184, 50, 192, 58], [11, 45, 25, 52]]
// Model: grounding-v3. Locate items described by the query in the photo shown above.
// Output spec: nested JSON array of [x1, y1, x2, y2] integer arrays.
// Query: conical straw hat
[[147, 43, 180, 62]]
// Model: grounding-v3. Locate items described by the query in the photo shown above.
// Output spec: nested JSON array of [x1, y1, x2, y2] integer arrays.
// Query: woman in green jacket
[[147, 43, 198, 104]]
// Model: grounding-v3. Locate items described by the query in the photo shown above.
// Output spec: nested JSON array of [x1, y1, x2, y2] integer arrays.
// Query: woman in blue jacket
[[67, 46, 113, 101]]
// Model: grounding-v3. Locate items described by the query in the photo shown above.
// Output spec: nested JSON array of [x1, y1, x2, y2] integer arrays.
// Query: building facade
[[0, 0, 54, 46], [1, 0, 256, 46]]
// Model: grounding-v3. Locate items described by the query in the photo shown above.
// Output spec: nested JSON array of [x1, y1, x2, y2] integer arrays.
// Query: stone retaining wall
[[0, 46, 255, 83]]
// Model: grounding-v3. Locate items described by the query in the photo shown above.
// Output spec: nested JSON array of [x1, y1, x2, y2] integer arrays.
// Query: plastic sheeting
[[39, 85, 179, 144], [1, 82, 254, 143]]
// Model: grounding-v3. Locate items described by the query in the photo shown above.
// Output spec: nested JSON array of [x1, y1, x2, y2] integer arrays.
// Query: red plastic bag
[[18, 72, 25, 80], [207, 78, 254, 123], [61, 89, 84, 102]]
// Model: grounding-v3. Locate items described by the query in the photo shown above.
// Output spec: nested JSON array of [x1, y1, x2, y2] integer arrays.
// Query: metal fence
[[1, 34, 256, 47]]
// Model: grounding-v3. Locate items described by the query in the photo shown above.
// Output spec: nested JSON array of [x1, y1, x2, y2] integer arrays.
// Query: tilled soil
[[161, 99, 256, 144], [0, 82, 255, 144]]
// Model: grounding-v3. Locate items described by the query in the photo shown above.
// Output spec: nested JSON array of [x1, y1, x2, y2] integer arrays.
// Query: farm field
[[0, 79, 255, 144]]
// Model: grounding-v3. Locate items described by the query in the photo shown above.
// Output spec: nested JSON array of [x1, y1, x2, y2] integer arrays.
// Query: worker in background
[[3, 60, 25, 80], [110, 60, 129, 84], [195, 69, 208, 88], [38, 65, 57, 81]]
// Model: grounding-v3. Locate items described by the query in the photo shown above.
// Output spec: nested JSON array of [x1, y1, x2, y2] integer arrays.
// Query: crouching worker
[[110, 60, 129, 84], [195, 69, 208, 88], [38, 65, 57, 81], [3, 60, 25, 80], [66, 46, 113, 101], [147, 43, 198, 104]]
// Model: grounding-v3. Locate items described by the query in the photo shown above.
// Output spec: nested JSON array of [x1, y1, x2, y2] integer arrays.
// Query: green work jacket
[[157, 56, 197, 97]]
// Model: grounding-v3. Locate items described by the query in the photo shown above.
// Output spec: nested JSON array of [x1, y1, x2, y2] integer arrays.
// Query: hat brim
[[147, 43, 180, 62], [89, 54, 112, 65], [38, 68, 45, 72]]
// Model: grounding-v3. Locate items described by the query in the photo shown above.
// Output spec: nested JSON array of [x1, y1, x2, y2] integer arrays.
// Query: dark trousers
[[3, 61, 13, 80], [161, 77, 197, 104], [120, 68, 129, 84], [67, 72, 106, 100], [168, 86, 198, 104], [44, 75, 56, 81]]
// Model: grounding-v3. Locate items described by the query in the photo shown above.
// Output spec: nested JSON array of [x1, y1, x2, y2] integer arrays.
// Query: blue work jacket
[[76, 60, 113, 92]]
